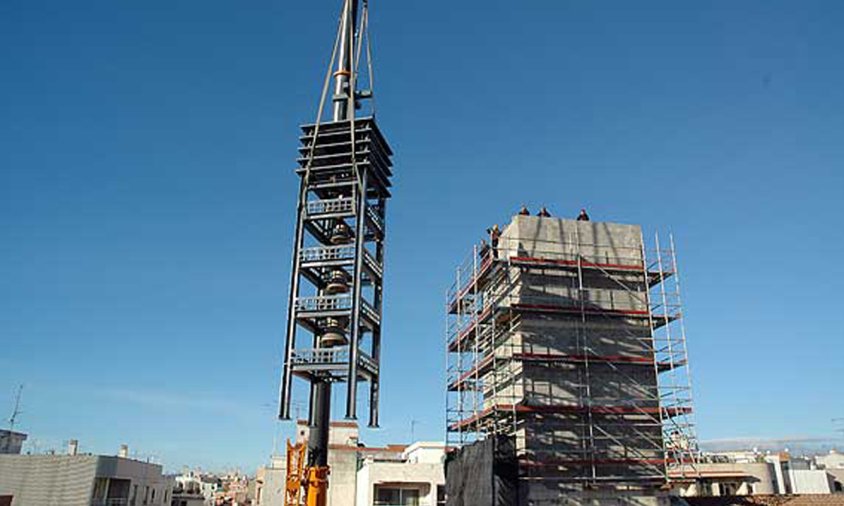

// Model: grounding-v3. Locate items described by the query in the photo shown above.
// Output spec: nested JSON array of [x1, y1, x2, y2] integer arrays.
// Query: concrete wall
[[294, 420, 359, 447], [0, 432, 27, 455], [499, 217, 644, 266], [0, 455, 97, 506], [0, 454, 169, 506], [788, 469, 834, 494], [255, 460, 286, 506], [478, 216, 665, 502], [327, 448, 358, 506], [826, 468, 844, 492]]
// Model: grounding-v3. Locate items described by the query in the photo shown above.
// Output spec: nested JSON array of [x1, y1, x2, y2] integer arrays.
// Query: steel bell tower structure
[[278, 0, 392, 502]]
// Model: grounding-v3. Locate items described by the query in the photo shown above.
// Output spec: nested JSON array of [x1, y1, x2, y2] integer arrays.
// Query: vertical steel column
[[279, 178, 308, 419], [368, 198, 386, 427], [345, 168, 369, 419]]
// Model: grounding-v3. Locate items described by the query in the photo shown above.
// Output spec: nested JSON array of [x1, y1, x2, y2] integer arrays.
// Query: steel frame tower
[[278, 1, 392, 503]]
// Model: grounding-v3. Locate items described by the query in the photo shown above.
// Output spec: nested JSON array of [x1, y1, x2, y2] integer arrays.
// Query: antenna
[[410, 419, 419, 443], [4, 384, 24, 454], [7, 384, 23, 432]]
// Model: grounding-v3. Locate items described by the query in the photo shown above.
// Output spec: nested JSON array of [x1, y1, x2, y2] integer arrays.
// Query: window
[[375, 487, 420, 506], [93, 478, 109, 500]]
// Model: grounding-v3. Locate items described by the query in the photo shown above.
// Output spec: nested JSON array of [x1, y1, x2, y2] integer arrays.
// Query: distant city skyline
[[2, 0, 844, 472]]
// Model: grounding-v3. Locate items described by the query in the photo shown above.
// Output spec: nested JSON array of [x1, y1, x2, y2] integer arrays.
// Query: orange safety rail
[[448, 404, 692, 432], [448, 352, 681, 391], [520, 458, 667, 467], [510, 256, 645, 272], [447, 303, 669, 353]]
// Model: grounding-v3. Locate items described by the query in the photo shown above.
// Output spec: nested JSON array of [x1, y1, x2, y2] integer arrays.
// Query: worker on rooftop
[[577, 208, 590, 221], [479, 239, 490, 262], [518, 205, 530, 216], [537, 207, 551, 217], [487, 224, 501, 258]]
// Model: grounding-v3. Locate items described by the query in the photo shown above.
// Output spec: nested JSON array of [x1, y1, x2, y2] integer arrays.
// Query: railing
[[359, 351, 378, 371], [295, 295, 381, 325], [299, 246, 383, 280], [300, 244, 356, 263], [364, 250, 383, 278], [367, 205, 384, 233], [290, 347, 379, 371], [296, 294, 353, 312], [291, 347, 349, 365], [361, 299, 380, 325], [306, 197, 354, 216]]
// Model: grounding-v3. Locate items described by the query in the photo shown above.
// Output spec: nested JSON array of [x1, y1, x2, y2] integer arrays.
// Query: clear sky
[[2, 0, 843, 472]]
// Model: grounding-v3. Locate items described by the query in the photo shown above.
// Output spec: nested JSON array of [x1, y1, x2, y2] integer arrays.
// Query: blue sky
[[2, 0, 843, 472]]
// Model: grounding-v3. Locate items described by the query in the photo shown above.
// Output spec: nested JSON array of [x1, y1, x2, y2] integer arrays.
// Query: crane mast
[[279, 1, 393, 505]]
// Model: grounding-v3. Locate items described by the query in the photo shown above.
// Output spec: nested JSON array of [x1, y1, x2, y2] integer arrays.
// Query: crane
[[278, 1, 393, 505]]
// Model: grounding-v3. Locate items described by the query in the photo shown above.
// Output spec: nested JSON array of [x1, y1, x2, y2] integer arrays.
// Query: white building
[[676, 450, 844, 497], [356, 442, 445, 506], [174, 470, 221, 505], [0, 446, 171, 506], [816, 450, 844, 470], [171, 473, 206, 506], [671, 462, 777, 497], [256, 422, 445, 506]]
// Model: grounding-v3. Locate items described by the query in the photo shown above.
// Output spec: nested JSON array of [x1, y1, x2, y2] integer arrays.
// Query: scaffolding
[[445, 221, 698, 497]]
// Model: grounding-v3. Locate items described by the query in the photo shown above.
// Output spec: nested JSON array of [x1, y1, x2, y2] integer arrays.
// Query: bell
[[320, 317, 348, 347], [330, 222, 351, 245], [325, 268, 350, 295]]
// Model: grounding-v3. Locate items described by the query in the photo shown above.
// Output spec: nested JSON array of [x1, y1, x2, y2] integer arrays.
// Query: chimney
[[68, 439, 79, 456], [118, 444, 129, 458]]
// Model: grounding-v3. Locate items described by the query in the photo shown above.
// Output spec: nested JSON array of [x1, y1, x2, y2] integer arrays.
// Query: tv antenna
[[3, 384, 24, 453], [7, 384, 23, 432], [410, 419, 420, 443]]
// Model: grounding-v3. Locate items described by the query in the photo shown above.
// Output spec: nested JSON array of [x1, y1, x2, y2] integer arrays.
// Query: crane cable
[[299, 7, 344, 204]]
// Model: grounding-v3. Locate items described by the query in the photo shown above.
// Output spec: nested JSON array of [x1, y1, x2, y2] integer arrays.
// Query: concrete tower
[[446, 214, 697, 505]]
